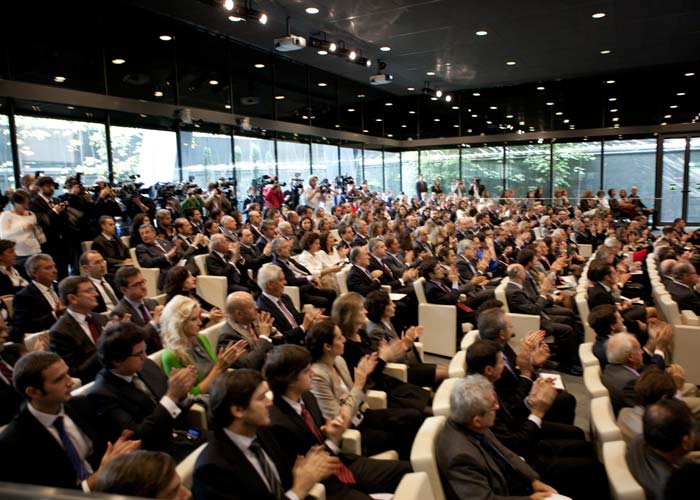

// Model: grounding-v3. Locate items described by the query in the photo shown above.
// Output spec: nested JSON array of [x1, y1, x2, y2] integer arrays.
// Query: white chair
[[460, 330, 480, 350], [130, 247, 160, 298], [413, 277, 467, 358], [384, 362, 409, 382], [590, 396, 623, 461], [366, 390, 388, 409], [494, 279, 541, 352], [410, 415, 447, 500], [575, 290, 596, 343], [579, 342, 600, 367], [432, 378, 458, 417], [602, 440, 646, 500], [283, 286, 302, 311], [151, 293, 167, 305], [149, 349, 165, 369], [23, 331, 48, 351], [200, 320, 226, 349], [447, 350, 466, 378], [120, 235, 131, 248], [578, 243, 593, 258], [393, 471, 436, 500], [81, 241, 93, 253], [176, 443, 207, 489], [193, 254, 227, 311], [336, 266, 349, 295], [584, 364, 609, 399], [71, 380, 93, 397]]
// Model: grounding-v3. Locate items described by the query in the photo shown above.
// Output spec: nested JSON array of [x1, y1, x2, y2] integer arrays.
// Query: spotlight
[[329, 42, 337, 52], [436, 90, 443, 98], [445, 95, 452, 102], [348, 50, 357, 61], [223, 0, 234, 10]]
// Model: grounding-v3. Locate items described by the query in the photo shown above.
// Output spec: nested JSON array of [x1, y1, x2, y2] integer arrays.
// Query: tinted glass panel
[[363, 150, 384, 192], [660, 138, 685, 222], [180, 131, 232, 189], [110, 126, 178, 187], [384, 151, 401, 197], [401, 151, 419, 198], [0, 115, 14, 192], [234, 136, 276, 203], [687, 138, 700, 223], [505, 144, 551, 199], [603, 139, 657, 204], [461, 146, 504, 197], [277, 140, 310, 185], [311, 143, 339, 182], [552, 142, 602, 201], [420, 149, 460, 193]]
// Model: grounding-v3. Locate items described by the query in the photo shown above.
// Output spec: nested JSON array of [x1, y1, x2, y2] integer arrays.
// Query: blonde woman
[[160, 295, 245, 396]]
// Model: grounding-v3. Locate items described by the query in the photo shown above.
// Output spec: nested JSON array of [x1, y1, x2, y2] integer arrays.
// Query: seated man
[[436, 375, 558, 500], [239, 227, 272, 276], [89, 321, 201, 461], [217, 291, 281, 370], [135, 224, 183, 290], [91, 215, 132, 275], [256, 263, 320, 346], [420, 256, 475, 328], [172, 217, 209, 260], [346, 245, 383, 296], [466, 339, 608, 498], [206, 234, 257, 294], [80, 250, 120, 313], [0, 351, 139, 489], [192, 369, 337, 500], [264, 344, 412, 500], [504, 263, 580, 375], [13, 253, 66, 334], [617, 369, 676, 445], [111, 266, 163, 353], [666, 261, 700, 315], [627, 399, 696, 500], [49, 276, 108, 383]]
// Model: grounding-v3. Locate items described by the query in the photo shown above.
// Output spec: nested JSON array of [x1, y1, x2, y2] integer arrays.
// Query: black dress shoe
[[558, 364, 583, 376]]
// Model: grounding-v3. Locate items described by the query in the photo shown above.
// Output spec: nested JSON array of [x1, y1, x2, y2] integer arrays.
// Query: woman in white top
[[0, 190, 42, 273], [296, 232, 341, 292], [318, 231, 348, 268]]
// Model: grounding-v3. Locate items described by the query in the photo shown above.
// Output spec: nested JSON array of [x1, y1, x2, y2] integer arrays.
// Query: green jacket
[[161, 334, 216, 395]]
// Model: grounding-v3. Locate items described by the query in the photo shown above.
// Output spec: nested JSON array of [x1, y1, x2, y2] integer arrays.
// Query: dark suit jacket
[[424, 279, 460, 306], [256, 293, 305, 345], [368, 255, 403, 289], [135, 240, 181, 289], [436, 419, 539, 500], [505, 282, 549, 317], [382, 252, 408, 279], [111, 298, 162, 353], [13, 282, 59, 334], [351, 234, 369, 248], [602, 363, 639, 416], [272, 256, 312, 288], [49, 311, 107, 383], [626, 435, 672, 500], [28, 194, 65, 247], [587, 282, 616, 309], [0, 346, 23, 425], [216, 320, 275, 370], [0, 397, 104, 489], [91, 234, 130, 274], [666, 279, 700, 315], [240, 242, 272, 273], [193, 428, 293, 500], [205, 252, 250, 293], [346, 264, 382, 296], [88, 360, 192, 454]]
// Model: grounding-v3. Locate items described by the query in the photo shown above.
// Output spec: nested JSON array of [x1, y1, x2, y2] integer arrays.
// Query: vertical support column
[[7, 99, 21, 189]]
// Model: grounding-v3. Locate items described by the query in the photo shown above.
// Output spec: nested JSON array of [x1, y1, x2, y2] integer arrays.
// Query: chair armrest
[[370, 450, 399, 460], [186, 403, 208, 430], [681, 310, 700, 326], [308, 483, 326, 500], [383, 362, 408, 383], [341, 429, 362, 456], [366, 390, 387, 409], [196, 275, 227, 311], [413, 342, 425, 363], [579, 342, 600, 367]]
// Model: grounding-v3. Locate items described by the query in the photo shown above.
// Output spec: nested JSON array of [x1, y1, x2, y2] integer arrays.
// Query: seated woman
[[307, 318, 422, 459], [365, 290, 448, 388], [163, 266, 225, 328], [0, 240, 28, 296], [128, 213, 150, 248], [160, 295, 245, 397], [296, 232, 341, 292], [331, 292, 431, 415]]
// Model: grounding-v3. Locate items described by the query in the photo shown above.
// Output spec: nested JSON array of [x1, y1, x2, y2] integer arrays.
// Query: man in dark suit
[[256, 219, 277, 253], [256, 264, 316, 346], [135, 224, 183, 290], [336, 223, 355, 253], [206, 234, 257, 294], [112, 266, 163, 353], [412, 227, 434, 257], [382, 235, 412, 278], [91, 215, 132, 275], [29, 176, 69, 278], [367, 238, 418, 291], [13, 253, 66, 334], [265, 345, 412, 500], [217, 291, 281, 371], [666, 261, 700, 314], [89, 321, 199, 461], [346, 245, 383, 297], [80, 250, 120, 313], [436, 375, 557, 500], [49, 276, 108, 383], [415, 174, 428, 198], [0, 351, 139, 489], [505, 263, 580, 375], [240, 227, 272, 275], [192, 369, 338, 500], [173, 217, 209, 260], [271, 238, 335, 311], [420, 257, 475, 327], [351, 220, 369, 248], [247, 210, 264, 241]]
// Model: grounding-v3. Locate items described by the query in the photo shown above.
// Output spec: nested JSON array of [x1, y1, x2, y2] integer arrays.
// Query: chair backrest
[[410, 415, 447, 500], [590, 396, 623, 461], [659, 294, 681, 326], [602, 440, 646, 500], [336, 266, 349, 295], [460, 330, 480, 350], [71, 380, 94, 397], [579, 342, 600, 367], [432, 378, 458, 417], [283, 286, 301, 311], [393, 471, 436, 500], [413, 277, 427, 304], [2, 296, 13, 319], [200, 320, 226, 348], [575, 290, 595, 343], [176, 442, 208, 489], [120, 235, 131, 248], [81, 241, 93, 253], [149, 349, 165, 369], [151, 293, 167, 305], [578, 243, 593, 258], [583, 364, 609, 399], [194, 254, 208, 275], [129, 248, 140, 267], [447, 350, 466, 378], [494, 281, 509, 313]]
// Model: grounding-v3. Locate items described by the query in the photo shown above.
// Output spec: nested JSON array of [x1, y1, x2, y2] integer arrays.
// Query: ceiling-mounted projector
[[370, 73, 393, 85], [274, 35, 306, 52]]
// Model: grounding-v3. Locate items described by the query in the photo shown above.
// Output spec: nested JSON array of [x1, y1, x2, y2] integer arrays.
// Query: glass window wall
[[552, 142, 602, 201], [363, 149, 384, 192], [420, 149, 460, 193], [603, 139, 657, 208], [276, 140, 310, 185], [311, 143, 338, 182], [401, 151, 419, 198], [384, 151, 401, 197], [234, 136, 276, 203], [180, 131, 232, 189], [660, 138, 686, 222], [0, 115, 14, 193], [339, 146, 363, 182], [461, 146, 504, 198], [505, 144, 551, 199], [686, 138, 700, 223], [110, 126, 177, 187]]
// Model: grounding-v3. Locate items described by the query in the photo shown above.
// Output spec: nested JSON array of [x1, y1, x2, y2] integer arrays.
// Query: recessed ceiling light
[[380, 46, 391, 52], [677, 92, 686, 96], [53, 76, 66, 83], [613, 124, 620, 128], [385, 102, 393, 106], [154, 91, 163, 97], [600, 49, 611, 55], [305, 7, 319, 14], [685, 72, 695, 77], [506, 61, 516, 66], [139, 113, 147, 118], [475, 30, 488, 36], [608, 97, 617, 101], [592, 12, 606, 19], [486, 120, 492, 125], [452, 106, 459, 110], [409, 110, 416, 114], [546, 102, 554, 106], [348, 50, 357, 61], [434, 118, 440, 122], [274, 95, 285, 100], [536, 86, 545, 90], [254, 63, 265, 68], [471, 114, 478, 118], [489, 106, 497, 110], [506, 114, 514, 118], [661, 122, 668, 126], [664, 114, 672, 119], [317, 82, 327, 87], [426, 71, 436, 76], [112, 58, 126, 65], [357, 94, 365, 98], [66, 106, 75, 110], [612, 117, 619, 122], [569, 125, 575, 129], [317, 50, 328, 55], [453, 124, 459, 128], [430, 97, 438, 101], [401, 124, 407, 128], [555, 111, 563, 116], [209, 79, 219, 85], [670, 104, 678, 108], [387, 134, 393, 137], [224, 0, 234, 9], [302, 115, 309, 120], [335, 124, 340, 128], [563, 119, 570, 123], [159, 35, 172, 41], [347, 108, 355, 112], [407, 87, 415, 91], [610, 108, 618, 112], [435, 90, 443, 98], [606, 80, 615, 84], [225, 104, 231, 109], [228, 15, 244, 21], [472, 92, 481, 96]]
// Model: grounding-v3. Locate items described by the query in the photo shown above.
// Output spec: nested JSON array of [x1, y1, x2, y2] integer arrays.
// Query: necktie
[[100, 279, 118, 305], [0, 359, 13, 382], [53, 416, 90, 481], [247, 325, 259, 345], [48, 286, 60, 310], [132, 375, 156, 402], [85, 315, 101, 343], [277, 299, 298, 328], [300, 404, 355, 484], [138, 303, 151, 323], [475, 433, 517, 474], [249, 439, 284, 499]]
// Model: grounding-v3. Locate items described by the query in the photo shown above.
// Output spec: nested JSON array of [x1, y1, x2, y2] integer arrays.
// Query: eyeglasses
[[77, 287, 97, 295], [128, 349, 147, 358], [127, 279, 147, 288]]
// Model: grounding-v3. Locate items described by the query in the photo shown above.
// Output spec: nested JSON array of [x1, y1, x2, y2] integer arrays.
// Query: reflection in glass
[[603, 139, 657, 210], [311, 143, 339, 183], [384, 152, 401, 197], [401, 151, 418, 197], [339, 147, 363, 183], [505, 144, 551, 199], [16, 116, 108, 187], [110, 126, 177, 187], [552, 142, 602, 201], [0, 115, 14, 192], [277, 140, 310, 186], [686, 138, 700, 223], [234, 136, 276, 203], [462, 146, 504, 197], [660, 138, 685, 222], [363, 149, 383, 192], [420, 149, 460, 192], [180, 132, 232, 189]]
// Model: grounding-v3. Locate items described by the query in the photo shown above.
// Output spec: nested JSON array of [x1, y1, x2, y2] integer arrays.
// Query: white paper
[[538, 372, 565, 391], [390, 293, 406, 301]]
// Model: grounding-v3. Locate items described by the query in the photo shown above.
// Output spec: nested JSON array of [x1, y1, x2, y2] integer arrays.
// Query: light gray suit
[[310, 358, 367, 421]]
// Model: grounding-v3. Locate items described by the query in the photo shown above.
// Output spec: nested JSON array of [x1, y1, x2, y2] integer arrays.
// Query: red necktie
[[86, 315, 101, 343], [277, 299, 298, 328], [138, 304, 150, 323], [300, 404, 355, 484], [0, 359, 12, 382]]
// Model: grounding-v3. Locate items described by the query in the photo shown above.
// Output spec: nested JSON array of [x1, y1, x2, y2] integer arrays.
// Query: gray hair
[[258, 263, 283, 291], [659, 259, 677, 277], [457, 239, 475, 254], [450, 375, 493, 425], [368, 237, 383, 253], [209, 233, 227, 251], [349, 246, 364, 263], [25, 253, 54, 278], [270, 237, 288, 256], [604, 237, 621, 248], [278, 221, 291, 232], [477, 307, 507, 341], [673, 261, 695, 280], [506, 263, 524, 280], [606, 332, 638, 364], [220, 215, 234, 226]]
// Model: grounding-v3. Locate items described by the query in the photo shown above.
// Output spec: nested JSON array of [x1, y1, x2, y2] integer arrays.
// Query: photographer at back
[[263, 176, 284, 210], [204, 183, 232, 214], [302, 175, 328, 210]]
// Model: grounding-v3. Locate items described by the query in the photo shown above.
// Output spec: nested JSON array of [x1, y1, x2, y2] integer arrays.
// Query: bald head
[[226, 292, 258, 324]]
